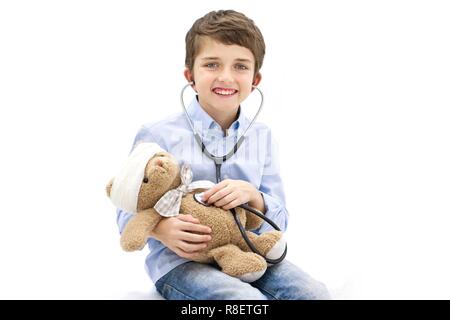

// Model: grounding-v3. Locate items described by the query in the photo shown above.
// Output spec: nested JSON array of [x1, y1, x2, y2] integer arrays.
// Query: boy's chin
[[213, 100, 240, 110], [211, 92, 238, 101], [199, 94, 242, 111], [211, 93, 242, 104]]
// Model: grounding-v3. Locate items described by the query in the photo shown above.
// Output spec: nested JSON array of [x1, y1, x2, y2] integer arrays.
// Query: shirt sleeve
[[116, 208, 134, 234], [114, 124, 162, 234], [254, 129, 289, 234]]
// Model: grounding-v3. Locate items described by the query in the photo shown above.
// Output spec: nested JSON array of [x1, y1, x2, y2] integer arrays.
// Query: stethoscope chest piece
[[193, 192, 210, 207]]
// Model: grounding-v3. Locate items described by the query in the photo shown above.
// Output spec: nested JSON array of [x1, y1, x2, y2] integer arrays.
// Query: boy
[[116, 10, 330, 300]]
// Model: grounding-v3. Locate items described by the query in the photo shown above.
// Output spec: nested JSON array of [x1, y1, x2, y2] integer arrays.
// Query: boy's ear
[[183, 68, 196, 86], [252, 72, 262, 89]]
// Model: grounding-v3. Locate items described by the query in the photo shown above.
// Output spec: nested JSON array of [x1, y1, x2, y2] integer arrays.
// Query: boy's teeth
[[213, 88, 236, 95]]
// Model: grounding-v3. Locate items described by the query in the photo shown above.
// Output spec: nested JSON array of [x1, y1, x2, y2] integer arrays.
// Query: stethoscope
[[180, 82, 287, 264]]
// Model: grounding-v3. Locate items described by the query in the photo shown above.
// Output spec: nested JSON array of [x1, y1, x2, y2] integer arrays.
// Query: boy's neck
[[198, 99, 239, 136], [212, 110, 238, 135]]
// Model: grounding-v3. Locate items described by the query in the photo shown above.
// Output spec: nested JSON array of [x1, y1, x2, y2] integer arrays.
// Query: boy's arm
[[254, 131, 289, 234]]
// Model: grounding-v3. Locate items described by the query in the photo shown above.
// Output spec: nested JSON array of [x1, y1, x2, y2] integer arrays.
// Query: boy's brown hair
[[185, 10, 265, 78]]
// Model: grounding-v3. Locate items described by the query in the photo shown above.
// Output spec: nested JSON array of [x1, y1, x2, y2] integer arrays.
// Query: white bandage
[[110, 142, 164, 213]]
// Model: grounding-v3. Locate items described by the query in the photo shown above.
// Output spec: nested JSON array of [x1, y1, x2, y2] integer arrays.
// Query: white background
[[1, 0, 449, 299]]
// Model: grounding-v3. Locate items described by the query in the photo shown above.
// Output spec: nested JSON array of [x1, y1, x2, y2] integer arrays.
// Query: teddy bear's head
[[106, 143, 182, 213]]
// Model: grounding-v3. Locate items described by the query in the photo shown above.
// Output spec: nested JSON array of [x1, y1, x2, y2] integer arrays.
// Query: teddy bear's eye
[[143, 177, 149, 183]]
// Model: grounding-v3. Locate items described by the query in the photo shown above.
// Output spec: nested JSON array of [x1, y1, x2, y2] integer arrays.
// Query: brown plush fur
[[107, 150, 283, 280]]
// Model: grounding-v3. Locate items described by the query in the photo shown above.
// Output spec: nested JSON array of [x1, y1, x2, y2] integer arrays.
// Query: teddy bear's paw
[[266, 236, 287, 266], [121, 237, 146, 252], [234, 253, 267, 283], [214, 247, 267, 283], [237, 267, 267, 283]]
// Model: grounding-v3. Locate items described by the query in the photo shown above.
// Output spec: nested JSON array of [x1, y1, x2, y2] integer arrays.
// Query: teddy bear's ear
[[106, 178, 114, 198]]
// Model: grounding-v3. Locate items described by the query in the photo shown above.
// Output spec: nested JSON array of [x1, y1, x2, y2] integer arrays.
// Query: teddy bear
[[106, 142, 286, 282]]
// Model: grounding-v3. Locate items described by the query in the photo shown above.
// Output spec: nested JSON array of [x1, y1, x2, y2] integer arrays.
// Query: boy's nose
[[217, 70, 234, 83]]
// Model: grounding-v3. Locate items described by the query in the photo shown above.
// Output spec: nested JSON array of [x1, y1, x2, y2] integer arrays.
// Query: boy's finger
[[177, 214, 199, 223], [207, 186, 232, 205], [183, 222, 212, 234], [176, 242, 207, 257], [181, 231, 212, 243], [202, 181, 227, 200]]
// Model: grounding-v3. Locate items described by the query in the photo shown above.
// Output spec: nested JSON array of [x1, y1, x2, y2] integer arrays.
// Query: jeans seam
[[251, 283, 280, 300], [162, 282, 196, 300]]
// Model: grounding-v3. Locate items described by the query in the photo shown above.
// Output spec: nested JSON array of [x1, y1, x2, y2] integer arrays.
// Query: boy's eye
[[205, 63, 219, 69], [203, 62, 249, 71], [235, 64, 249, 70]]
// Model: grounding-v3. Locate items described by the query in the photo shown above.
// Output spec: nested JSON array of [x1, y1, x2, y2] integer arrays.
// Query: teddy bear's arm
[[120, 208, 162, 252]]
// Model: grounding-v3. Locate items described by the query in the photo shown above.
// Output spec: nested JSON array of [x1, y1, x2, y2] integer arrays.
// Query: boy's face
[[184, 36, 261, 117]]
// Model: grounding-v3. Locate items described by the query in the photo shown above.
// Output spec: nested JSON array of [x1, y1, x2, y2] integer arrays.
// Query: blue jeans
[[155, 260, 331, 300]]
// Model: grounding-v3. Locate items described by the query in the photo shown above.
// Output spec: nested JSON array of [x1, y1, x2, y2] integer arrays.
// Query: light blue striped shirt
[[116, 96, 289, 283]]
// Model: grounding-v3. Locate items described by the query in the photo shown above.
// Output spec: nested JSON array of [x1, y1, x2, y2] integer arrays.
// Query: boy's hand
[[150, 214, 212, 260], [202, 179, 265, 212]]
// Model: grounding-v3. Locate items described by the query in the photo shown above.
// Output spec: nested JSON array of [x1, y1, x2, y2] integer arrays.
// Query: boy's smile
[[212, 87, 238, 97], [184, 36, 261, 131]]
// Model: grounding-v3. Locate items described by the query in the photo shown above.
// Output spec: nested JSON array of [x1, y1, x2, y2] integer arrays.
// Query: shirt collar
[[186, 96, 249, 136]]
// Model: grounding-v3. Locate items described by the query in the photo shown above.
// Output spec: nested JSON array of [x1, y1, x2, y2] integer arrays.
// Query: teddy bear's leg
[[207, 244, 267, 282], [120, 209, 162, 252], [236, 230, 286, 265]]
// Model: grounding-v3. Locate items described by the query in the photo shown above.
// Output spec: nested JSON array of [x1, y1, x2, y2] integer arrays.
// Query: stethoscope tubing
[[181, 82, 287, 264]]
